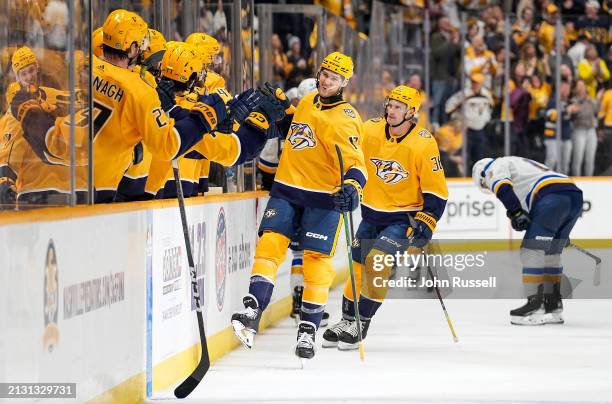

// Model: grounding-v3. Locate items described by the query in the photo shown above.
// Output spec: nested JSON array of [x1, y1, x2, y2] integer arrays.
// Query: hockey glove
[[226, 88, 263, 124], [261, 82, 296, 115], [406, 212, 437, 249], [156, 78, 176, 113], [332, 179, 362, 212], [0, 177, 16, 206], [10, 89, 40, 122], [191, 93, 228, 132], [507, 208, 531, 231]]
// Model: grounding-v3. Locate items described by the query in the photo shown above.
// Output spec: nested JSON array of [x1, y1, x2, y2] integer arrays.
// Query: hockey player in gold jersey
[[322, 85, 449, 350], [0, 47, 87, 207], [231, 52, 367, 359], [141, 41, 279, 200], [10, 10, 229, 203]]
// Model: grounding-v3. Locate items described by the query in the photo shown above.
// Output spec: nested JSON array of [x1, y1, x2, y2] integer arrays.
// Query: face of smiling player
[[317, 68, 348, 98]]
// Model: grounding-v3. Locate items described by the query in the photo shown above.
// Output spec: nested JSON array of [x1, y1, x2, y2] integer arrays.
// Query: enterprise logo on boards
[[43, 239, 59, 353], [215, 208, 228, 311]]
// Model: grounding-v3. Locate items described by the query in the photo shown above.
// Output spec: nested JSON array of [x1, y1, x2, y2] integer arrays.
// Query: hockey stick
[[172, 160, 210, 399], [335, 145, 365, 361], [407, 215, 459, 343], [569, 242, 602, 286]]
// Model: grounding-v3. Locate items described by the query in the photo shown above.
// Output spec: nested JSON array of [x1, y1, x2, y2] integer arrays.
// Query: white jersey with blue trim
[[481, 156, 575, 212]]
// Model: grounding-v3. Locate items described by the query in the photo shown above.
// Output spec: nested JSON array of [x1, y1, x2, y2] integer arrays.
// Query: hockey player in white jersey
[[472, 157, 583, 325]]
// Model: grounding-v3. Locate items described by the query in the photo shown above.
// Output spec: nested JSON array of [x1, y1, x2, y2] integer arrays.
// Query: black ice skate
[[322, 317, 352, 348], [510, 287, 545, 325], [231, 295, 261, 349], [295, 321, 317, 359], [320, 311, 330, 327], [338, 319, 370, 350], [290, 286, 303, 325], [544, 284, 564, 324]]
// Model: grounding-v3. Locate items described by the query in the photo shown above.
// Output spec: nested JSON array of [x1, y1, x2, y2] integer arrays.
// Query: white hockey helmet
[[285, 87, 299, 101], [472, 158, 494, 193], [297, 78, 317, 99]]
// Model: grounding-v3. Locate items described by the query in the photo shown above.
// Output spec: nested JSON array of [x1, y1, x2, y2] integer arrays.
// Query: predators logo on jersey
[[370, 158, 409, 184], [288, 122, 316, 150]]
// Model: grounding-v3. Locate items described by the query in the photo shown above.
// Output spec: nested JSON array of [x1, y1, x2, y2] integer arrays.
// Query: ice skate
[[231, 295, 261, 349], [295, 321, 316, 359], [338, 319, 370, 350], [510, 292, 546, 325], [544, 285, 564, 324], [322, 318, 352, 348]]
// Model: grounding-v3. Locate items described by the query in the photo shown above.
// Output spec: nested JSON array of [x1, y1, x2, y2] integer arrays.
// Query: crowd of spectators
[[427, 0, 611, 177]]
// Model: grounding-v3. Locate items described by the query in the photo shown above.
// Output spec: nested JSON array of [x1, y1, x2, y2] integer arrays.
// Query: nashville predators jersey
[[361, 118, 448, 226], [271, 91, 366, 209], [0, 111, 87, 199], [146, 87, 238, 198], [41, 56, 206, 202]]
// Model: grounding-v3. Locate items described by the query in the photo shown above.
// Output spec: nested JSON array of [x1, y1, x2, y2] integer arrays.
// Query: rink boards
[[0, 179, 611, 403]]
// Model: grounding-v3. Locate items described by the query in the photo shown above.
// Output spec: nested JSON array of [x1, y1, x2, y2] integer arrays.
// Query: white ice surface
[[150, 289, 612, 404]]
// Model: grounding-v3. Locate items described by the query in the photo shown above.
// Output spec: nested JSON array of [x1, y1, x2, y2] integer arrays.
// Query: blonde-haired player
[[323, 85, 448, 350], [231, 52, 367, 359]]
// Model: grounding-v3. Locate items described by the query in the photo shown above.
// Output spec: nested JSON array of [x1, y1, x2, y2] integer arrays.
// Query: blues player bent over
[[231, 52, 367, 359], [472, 157, 583, 325]]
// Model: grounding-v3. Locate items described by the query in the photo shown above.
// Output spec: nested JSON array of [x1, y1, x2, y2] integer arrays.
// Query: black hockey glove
[[407, 212, 437, 249], [507, 208, 531, 231], [332, 179, 362, 212], [227, 88, 263, 124], [156, 78, 176, 113]]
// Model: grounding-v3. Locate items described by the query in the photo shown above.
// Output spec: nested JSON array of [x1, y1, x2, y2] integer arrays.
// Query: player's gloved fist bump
[[507, 208, 531, 231], [262, 82, 295, 114], [227, 88, 263, 124], [332, 179, 362, 212], [191, 93, 228, 132], [215, 117, 233, 134], [407, 212, 437, 248], [156, 78, 176, 112]]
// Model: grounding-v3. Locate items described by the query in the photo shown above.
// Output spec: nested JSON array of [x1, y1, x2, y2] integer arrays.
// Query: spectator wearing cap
[[576, 0, 611, 58], [569, 79, 599, 176], [285, 35, 309, 89], [577, 44, 610, 99], [464, 35, 498, 90], [538, 3, 560, 55], [430, 16, 461, 127], [445, 72, 494, 169]]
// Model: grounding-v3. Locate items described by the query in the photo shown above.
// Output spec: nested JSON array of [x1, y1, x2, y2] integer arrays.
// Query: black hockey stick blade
[[174, 358, 210, 398], [172, 160, 211, 398]]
